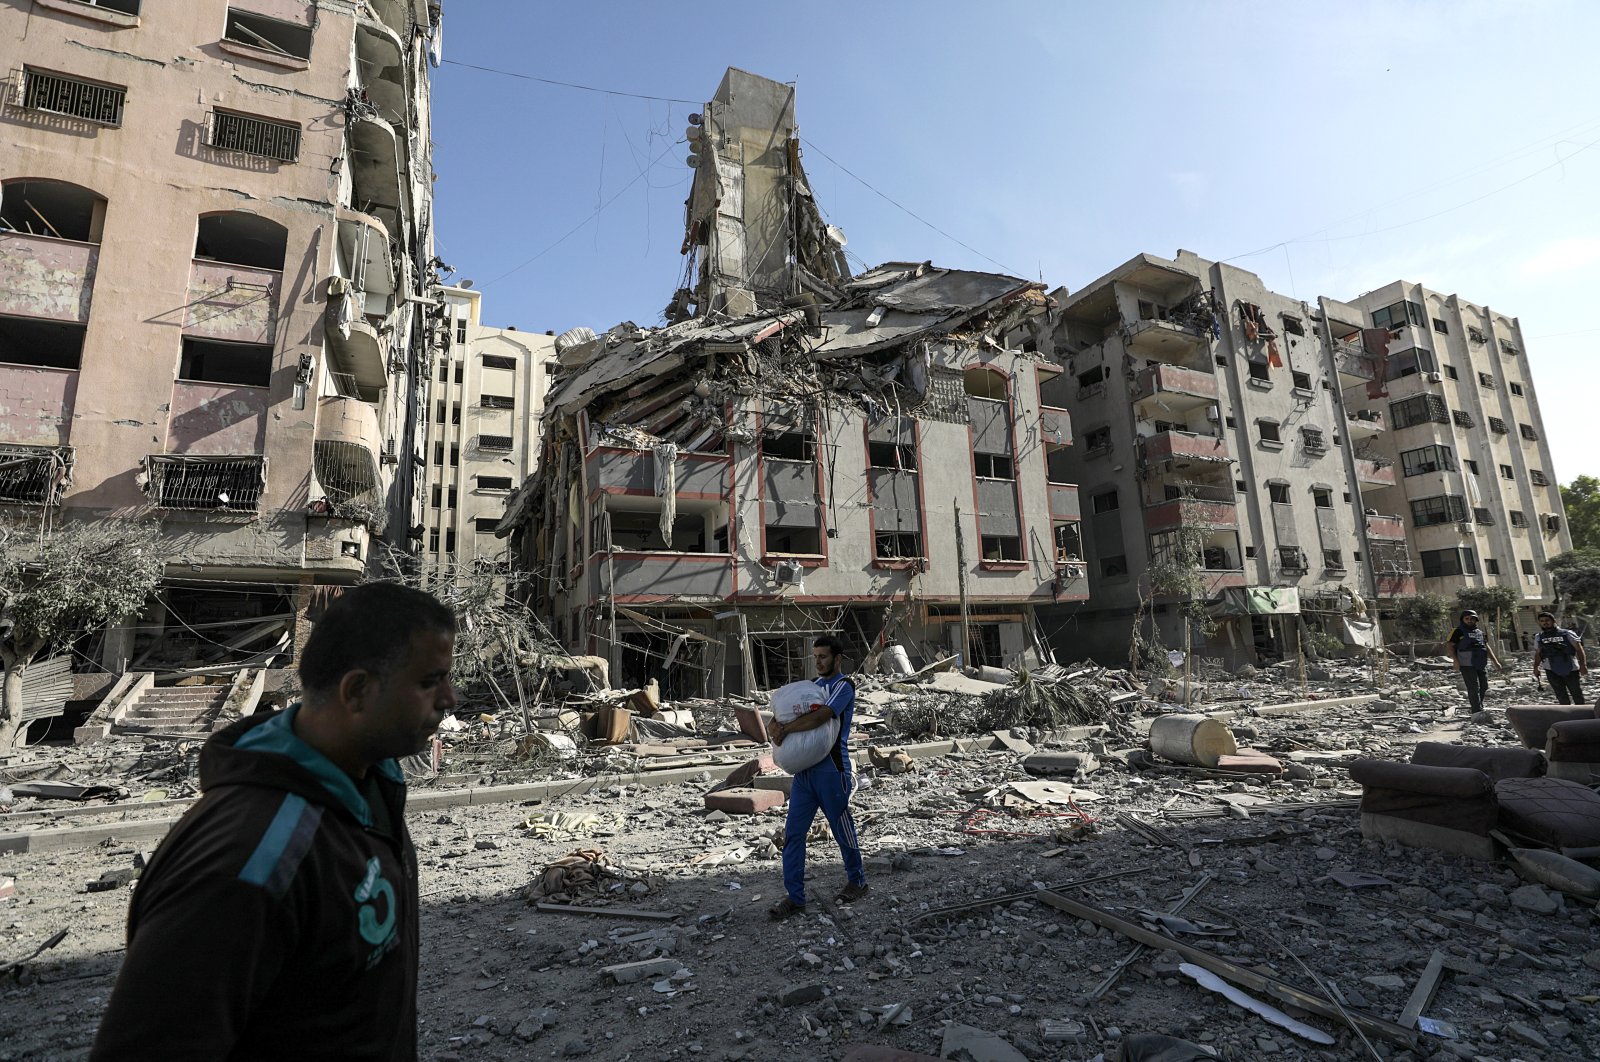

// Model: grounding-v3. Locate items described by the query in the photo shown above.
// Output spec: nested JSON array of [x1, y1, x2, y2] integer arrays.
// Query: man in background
[[1532, 610, 1588, 705], [767, 635, 868, 919], [1448, 609, 1504, 715], [92, 583, 457, 1061]]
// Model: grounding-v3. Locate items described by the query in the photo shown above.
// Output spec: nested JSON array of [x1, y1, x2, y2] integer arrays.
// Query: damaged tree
[[0, 518, 164, 747]]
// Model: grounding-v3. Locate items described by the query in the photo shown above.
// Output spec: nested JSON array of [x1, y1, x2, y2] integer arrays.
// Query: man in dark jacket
[[1447, 609, 1503, 714], [1532, 610, 1588, 705], [92, 582, 456, 1061]]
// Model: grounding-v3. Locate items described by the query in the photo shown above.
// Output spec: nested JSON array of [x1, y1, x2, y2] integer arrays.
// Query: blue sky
[[431, 0, 1600, 482]]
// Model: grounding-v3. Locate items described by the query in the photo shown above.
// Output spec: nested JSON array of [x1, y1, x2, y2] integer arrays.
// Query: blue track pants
[[782, 759, 866, 906]]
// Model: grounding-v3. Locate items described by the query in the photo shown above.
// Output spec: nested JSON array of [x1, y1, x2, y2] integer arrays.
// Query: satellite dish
[[826, 224, 847, 248], [460, 279, 474, 289]]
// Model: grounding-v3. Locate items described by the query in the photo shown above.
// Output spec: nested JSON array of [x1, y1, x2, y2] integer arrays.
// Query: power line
[[799, 136, 1021, 277], [440, 59, 698, 104]]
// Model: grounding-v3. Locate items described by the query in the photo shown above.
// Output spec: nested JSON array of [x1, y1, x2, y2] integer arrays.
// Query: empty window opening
[[21, 68, 125, 126], [962, 367, 1007, 400], [1248, 360, 1270, 382], [179, 338, 271, 387], [444, 529, 456, 554], [763, 431, 814, 461], [208, 110, 301, 163], [868, 441, 916, 470], [1278, 546, 1308, 571], [1054, 522, 1083, 564], [481, 354, 517, 370], [194, 211, 286, 270], [0, 179, 106, 242], [1484, 559, 1501, 575], [1291, 370, 1312, 390], [1509, 382, 1524, 397], [1521, 559, 1536, 576], [973, 453, 1014, 479], [1091, 490, 1119, 514], [1257, 420, 1281, 444], [1082, 426, 1111, 452], [1509, 510, 1528, 528], [1478, 371, 1494, 388], [981, 535, 1022, 561], [1312, 487, 1333, 508], [1281, 316, 1305, 337], [1099, 554, 1128, 578], [1045, 445, 1072, 485], [765, 526, 820, 555], [1464, 459, 1480, 475], [73, 0, 140, 12], [1268, 482, 1291, 504], [143, 455, 265, 512], [1499, 464, 1514, 480], [1324, 549, 1344, 570], [0, 315, 85, 370], [1443, 365, 1459, 380], [477, 476, 512, 491], [474, 518, 500, 535], [0, 445, 73, 505], [1432, 318, 1449, 334], [1519, 423, 1539, 441], [224, 9, 313, 60]]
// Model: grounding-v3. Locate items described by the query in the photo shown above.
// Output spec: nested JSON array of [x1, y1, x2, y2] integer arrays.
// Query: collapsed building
[[500, 69, 1087, 695]]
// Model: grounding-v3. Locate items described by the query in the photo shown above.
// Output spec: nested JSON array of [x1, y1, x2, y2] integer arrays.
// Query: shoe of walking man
[[1448, 609, 1503, 714], [768, 635, 868, 920], [1532, 610, 1588, 705]]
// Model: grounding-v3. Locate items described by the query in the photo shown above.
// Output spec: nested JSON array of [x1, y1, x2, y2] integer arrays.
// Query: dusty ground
[[1, 667, 1597, 1061]]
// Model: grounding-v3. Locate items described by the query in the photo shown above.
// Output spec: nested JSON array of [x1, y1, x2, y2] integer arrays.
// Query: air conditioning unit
[[1206, 405, 1222, 422], [1426, 372, 1443, 383], [1454, 522, 1473, 533], [774, 560, 805, 586]]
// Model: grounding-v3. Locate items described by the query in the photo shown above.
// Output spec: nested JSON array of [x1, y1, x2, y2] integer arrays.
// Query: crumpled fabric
[[652, 441, 678, 548], [520, 849, 653, 905]]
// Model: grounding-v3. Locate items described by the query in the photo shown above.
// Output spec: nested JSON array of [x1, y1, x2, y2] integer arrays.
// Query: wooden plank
[[535, 902, 676, 921], [1034, 889, 1417, 1047], [1398, 951, 1447, 1030]]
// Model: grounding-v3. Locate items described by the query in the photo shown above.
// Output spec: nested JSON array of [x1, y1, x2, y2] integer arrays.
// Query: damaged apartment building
[[0, 0, 443, 713], [501, 69, 1087, 695], [1042, 251, 1572, 667]]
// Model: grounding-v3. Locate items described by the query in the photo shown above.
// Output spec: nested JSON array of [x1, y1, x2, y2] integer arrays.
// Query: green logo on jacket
[[354, 856, 397, 964]]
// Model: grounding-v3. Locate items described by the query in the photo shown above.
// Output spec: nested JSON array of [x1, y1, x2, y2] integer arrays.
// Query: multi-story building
[[1333, 282, 1571, 644], [423, 286, 555, 587], [501, 68, 1087, 694], [0, 0, 442, 674], [1043, 251, 1379, 667]]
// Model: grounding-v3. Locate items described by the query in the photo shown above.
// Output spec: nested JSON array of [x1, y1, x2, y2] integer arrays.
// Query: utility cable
[[440, 60, 697, 104]]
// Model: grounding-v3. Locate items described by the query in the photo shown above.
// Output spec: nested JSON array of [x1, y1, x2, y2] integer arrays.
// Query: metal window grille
[[143, 455, 265, 511], [1473, 507, 1495, 525], [22, 68, 126, 126], [1488, 417, 1508, 434], [1451, 410, 1474, 428], [479, 394, 515, 410], [208, 110, 300, 162], [0, 445, 73, 505], [1509, 511, 1528, 528], [480, 354, 517, 370], [475, 434, 513, 452], [1278, 546, 1307, 570], [1519, 423, 1538, 441], [1530, 470, 1549, 486]]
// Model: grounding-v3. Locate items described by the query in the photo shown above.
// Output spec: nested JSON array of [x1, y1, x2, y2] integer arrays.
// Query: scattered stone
[[777, 983, 825, 1006], [1508, 885, 1560, 915], [1507, 1022, 1549, 1050], [1361, 974, 1407, 991]]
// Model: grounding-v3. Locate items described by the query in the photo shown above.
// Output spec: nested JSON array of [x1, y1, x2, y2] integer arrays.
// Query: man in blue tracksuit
[[768, 635, 868, 919]]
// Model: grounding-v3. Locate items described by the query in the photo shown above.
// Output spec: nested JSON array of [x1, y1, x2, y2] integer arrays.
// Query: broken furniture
[[1545, 719, 1600, 784], [1504, 703, 1596, 749], [1349, 741, 1600, 860]]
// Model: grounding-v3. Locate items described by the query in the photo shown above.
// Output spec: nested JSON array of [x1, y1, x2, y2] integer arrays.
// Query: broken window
[[1291, 370, 1312, 390], [1091, 490, 1119, 514], [1409, 494, 1468, 527], [179, 338, 272, 387], [1054, 522, 1083, 564], [1484, 558, 1500, 575], [762, 431, 814, 461], [1443, 365, 1458, 380], [1420, 547, 1477, 578], [1509, 510, 1528, 528], [0, 179, 105, 243], [765, 526, 820, 555], [980, 535, 1021, 562], [1467, 326, 1487, 345], [973, 453, 1014, 479], [962, 367, 1007, 401], [1299, 426, 1326, 454], [477, 475, 513, 491], [1473, 507, 1495, 525], [1389, 394, 1450, 429], [1323, 549, 1344, 571], [481, 354, 516, 370], [1278, 546, 1308, 571], [224, 9, 313, 60], [73, 0, 140, 12], [445, 529, 456, 554], [143, 454, 265, 512], [479, 394, 514, 410], [868, 441, 916, 469], [1521, 559, 1536, 576], [1488, 417, 1508, 434], [1045, 444, 1072, 485], [1281, 316, 1305, 337], [874, 532, 922, 559], [1432, 318, 1448, 334], [1082, 426, 1111, 453], [1464, 459, 1480, 475], [474, 517, 499, 534], [208, 110, 301, 163], [1500, 339, 1519, 356], [0, 315, 85, 370], [1529, 469, 1548, 487], [1478, 371, 1494, 388], [1312, 487, 1333, 508], [0, 445, 73, 505], [1499, 464, 1514, 480], [1247, 360, 1270, 382], [21, 68, 125, 126], [1077, 365, 1106, 389], [194, 211, 286, 270], [1400, 444, 1455, 477], [1519, 423, 1538, 441], [1257, 420, 1281, 444]]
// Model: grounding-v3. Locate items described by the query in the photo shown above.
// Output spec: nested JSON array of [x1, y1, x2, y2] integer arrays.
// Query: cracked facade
[[500, 69, 1087, 695], [0, 0, 443, 679]]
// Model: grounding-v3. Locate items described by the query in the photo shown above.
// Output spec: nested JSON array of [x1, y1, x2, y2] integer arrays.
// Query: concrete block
[[704, 787, 785, 815], [733, 706, 769, 743], [1023, 751, 1098, 777], [602, 957, 682, 984], [777, 982, 825, 1006], [840, 1047, 943, 1062], [1216, 748, 1284, 776]]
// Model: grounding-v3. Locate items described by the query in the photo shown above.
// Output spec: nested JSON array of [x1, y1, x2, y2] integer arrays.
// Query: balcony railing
[[1130, 363, 1218, 407], [1365, 514, 1406, 540], [1332, 339, 1376, 382], [1140, 429, 1229, 465], [1144, 497, 1238, 531], [1355, 457, 1396, 489], [0, 233, 98, 323]]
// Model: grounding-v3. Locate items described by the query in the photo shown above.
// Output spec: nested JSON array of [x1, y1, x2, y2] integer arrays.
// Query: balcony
[[323, 277, 388, 400], [1130, 363, 1218, 413], [1144, 498, 1238, 532], [1124, 318, 1210, 361], [590, 551, 735, 602], [1052, 562, 1089, 602], [0, 234, 98, 323], [184, 260, 279, 345], [1346, 409, 1386, 440], [1355, 457, 1396, 490], [586, 447, 730, 500], [313, 397, 383, 523], [355, 18, 409, 126], [1365, 514, 1406, 541], [1332, 338, 1376, 384], [169, 381, 268, 454], [348, 113, 406, 235], [1047, 483, 1080, 522], [1140, 429, 1229, 467], [1376, 573, 1417, 596]]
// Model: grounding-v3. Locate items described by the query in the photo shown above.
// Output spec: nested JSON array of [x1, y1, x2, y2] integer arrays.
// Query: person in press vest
[[1531, 610, 1588, 705]]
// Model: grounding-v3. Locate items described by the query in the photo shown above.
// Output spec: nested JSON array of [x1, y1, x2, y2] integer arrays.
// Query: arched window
[[0, 179, 106, 243], [962, 365, 1007, 400], [195, 211, 287, 271]]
